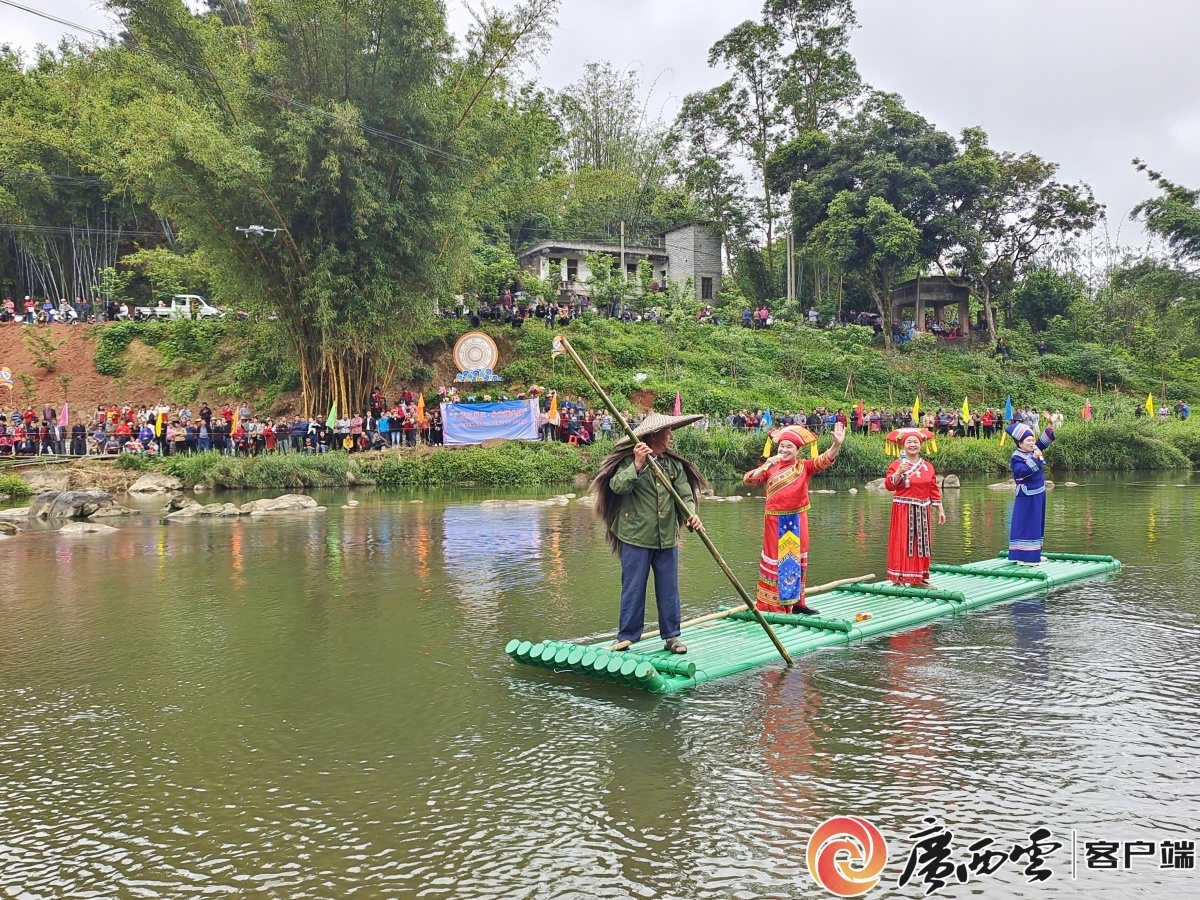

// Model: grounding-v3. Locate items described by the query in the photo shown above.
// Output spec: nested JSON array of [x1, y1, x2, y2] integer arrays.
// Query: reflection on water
[[0, 476, 1197, 897]]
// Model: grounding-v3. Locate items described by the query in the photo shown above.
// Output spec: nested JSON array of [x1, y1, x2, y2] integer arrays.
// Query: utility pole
[[618, 221, 626, 320], [619, 221, 625, 281], [786, 230, 795, 306]]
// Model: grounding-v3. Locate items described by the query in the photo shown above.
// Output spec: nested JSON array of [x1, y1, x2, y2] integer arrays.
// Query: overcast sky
[[6, 0, 1198, 249]]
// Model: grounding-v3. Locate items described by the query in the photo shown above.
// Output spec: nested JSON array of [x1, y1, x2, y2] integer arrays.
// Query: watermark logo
[[808, 815, 889, 897]]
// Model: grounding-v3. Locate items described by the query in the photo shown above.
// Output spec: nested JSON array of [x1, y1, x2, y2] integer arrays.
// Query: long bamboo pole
[[554, 335, 794, 666], [633, 574, 877, 642]]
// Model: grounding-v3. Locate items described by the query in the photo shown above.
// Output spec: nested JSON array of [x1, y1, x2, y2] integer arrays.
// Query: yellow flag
[[762, 436, 772, 459], [1146, 393, 1155, 417], [912, 396, 921, 422], [155, 410, 164, 437], [548, 392, 558, 423], [417, 394, 426, 425], [962, 397, 970, 421]]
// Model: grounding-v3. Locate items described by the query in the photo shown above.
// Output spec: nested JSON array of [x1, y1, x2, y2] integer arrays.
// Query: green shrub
[[0, 475, 32, 498], [115, 453, 154, 471], [672, 428, 764, 481], [160, 451, 370, 488], [1041, 346, 1135, 389], [1045, 422, 1190, 471], [1157, 420, 1200, 466], [365, 442, 590, 487]]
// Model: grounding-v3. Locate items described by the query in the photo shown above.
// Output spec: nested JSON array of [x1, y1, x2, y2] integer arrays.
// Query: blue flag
[[1004, 396, 1013, 423], [762, 407, 773, 429]]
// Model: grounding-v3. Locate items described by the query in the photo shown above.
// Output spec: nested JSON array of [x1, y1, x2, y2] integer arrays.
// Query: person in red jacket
[[980, 408, 995, 439], [742, 422, 846, 615]]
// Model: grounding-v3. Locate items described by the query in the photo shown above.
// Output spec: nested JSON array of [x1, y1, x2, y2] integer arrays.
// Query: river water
[[1, 475, 1197, 899]]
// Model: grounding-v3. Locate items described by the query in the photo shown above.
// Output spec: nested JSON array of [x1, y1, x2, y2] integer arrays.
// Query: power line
[[0, 222, 170, 239], [0, 169, 111, 185]]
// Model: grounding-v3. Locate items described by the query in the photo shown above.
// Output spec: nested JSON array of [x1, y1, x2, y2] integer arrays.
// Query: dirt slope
[[0, 324, 165, 414]]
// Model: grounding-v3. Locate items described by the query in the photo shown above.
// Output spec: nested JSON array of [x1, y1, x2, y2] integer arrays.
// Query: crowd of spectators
[[2, 389, 1191, 458], [2, 296, 94, 325], [0, 389, 448, 458]]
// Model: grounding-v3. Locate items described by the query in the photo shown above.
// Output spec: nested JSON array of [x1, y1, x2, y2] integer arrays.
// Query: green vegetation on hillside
[[409, 316, 1200, 418]]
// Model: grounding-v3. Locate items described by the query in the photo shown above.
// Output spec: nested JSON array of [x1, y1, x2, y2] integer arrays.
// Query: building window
[[701, 276, 714, 300], [567, 259, 578, 282], [549, 257, 562, 280], [627, 263, 638, 279]]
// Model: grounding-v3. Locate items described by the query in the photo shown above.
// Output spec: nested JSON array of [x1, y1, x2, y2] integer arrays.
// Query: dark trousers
[[618, 542, 682, 643]]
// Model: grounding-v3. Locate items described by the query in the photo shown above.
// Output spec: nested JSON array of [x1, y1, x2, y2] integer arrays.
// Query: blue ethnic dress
[[1009, 429, 1055, 563]]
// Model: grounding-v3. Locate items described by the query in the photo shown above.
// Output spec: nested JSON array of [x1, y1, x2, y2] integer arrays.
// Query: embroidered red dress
[[884, 457, 942, 585], [743, 454, 835, 611]]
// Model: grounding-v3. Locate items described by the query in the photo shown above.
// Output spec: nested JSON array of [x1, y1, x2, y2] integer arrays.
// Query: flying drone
[[235, 225, 282, 237]]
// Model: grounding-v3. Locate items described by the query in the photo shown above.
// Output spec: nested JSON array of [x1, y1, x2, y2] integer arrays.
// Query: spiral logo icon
[[807, 816, 889, 897]]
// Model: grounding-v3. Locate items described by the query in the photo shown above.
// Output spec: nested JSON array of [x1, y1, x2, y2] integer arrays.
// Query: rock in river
[[29, 490, 130, 519], [240, 494, 320, 516], [58, 521, 119, 535], [129, 473, 184, 493]]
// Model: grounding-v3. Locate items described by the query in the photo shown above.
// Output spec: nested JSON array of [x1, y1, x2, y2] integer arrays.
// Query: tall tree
[[0, 46, 152, 301], [763, 0, 862, 133], [667, 86, 751, 270], [939, 129, 1101, 341], [499, 61, 688, 250], [1133, 160, 1200, 263], [72, 0, 557, 414], [782, 92, 965, 347], [707, 20, 785, 275]]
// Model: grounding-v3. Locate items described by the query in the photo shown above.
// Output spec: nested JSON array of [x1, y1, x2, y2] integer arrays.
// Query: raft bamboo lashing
[[505, 552, 1122, 693]]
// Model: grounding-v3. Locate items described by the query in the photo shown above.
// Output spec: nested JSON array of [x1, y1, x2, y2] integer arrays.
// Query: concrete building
[[517, 224, 722, 303]]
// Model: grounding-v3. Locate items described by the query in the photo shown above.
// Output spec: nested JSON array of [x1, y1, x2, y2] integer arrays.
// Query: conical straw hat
[[613, 411, 705, 448]]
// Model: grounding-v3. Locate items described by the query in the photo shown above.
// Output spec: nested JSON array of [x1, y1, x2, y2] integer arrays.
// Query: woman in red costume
[[743, 422, 845, 615], [884, 427, 946, 586]]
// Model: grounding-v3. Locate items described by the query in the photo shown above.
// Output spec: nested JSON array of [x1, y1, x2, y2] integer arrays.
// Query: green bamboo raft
[[505, 552, 1121, 693]]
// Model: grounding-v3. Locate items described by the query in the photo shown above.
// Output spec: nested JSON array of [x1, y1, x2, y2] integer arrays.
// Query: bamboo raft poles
[[505, 552, 1122, 693]]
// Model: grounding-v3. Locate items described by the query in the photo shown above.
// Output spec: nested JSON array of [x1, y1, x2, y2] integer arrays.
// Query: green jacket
[[608, 455, 696, 549]]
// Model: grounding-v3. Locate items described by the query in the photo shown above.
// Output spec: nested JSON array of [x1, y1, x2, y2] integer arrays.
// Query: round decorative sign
[[453, 332, 499, 372]]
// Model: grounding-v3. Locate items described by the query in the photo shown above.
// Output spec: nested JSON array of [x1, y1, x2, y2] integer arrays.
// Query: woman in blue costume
[[1006, 422, 1055, 564]]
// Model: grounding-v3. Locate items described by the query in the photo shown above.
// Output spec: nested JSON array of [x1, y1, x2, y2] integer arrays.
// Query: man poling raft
[[550, 334, 796, 666], [592, 412, 710, 654]]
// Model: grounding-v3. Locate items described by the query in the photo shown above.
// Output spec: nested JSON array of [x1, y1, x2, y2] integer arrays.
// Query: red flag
[[673, 391, 681, 416], [1082, 399, 1093, 422], [855, 401, 864, 428]]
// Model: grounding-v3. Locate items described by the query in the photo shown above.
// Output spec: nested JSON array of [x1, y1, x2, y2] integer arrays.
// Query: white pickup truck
[[135, 294, 225, 320]]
